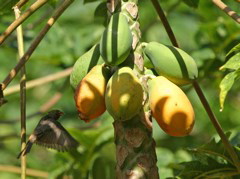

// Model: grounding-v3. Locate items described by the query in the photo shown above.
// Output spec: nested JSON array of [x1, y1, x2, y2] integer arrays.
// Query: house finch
[[17, 110, 79, 158]]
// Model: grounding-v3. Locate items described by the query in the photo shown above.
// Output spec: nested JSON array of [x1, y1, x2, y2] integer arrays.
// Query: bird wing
[[34, 119, 79, 151]]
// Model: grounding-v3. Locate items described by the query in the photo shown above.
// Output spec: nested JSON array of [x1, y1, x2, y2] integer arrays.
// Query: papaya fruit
[[105, 67, 143, 120], [100, 12, 133, 66], [70, 44, 104, 89], [74, 64, 111, 122], [148, 76, 195, 137], [144, 42, 198, 85], [143, 52, 154, 69]]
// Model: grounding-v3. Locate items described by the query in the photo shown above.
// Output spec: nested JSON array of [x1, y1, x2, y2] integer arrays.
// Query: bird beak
[[59, 111, 64, 116]]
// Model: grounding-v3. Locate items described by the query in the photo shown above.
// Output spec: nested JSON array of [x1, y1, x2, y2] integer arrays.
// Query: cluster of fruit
[[70, 12, 198, 137]]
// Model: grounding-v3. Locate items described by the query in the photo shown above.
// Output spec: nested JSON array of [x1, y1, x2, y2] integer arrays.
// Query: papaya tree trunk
[[109, 0, 159, 178], [114, 111, 159, 178]]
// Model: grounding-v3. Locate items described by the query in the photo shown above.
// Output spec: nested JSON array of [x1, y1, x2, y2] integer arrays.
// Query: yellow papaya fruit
[[148, 76, 195, 137], [100, 13, 133, 66], [105, 67, 143, 120], [74, 64, 111, 122], [70, 44, 104, 89], [144, 42, 198, 85]]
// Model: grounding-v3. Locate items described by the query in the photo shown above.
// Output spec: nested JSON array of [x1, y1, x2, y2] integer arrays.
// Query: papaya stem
[[151, 0, 240, 171], [193, 81, 240, 171]]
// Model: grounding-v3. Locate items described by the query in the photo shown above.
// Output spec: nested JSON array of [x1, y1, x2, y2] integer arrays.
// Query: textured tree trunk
[[110, 0, 160, 178], [114, 111, 159, 178]]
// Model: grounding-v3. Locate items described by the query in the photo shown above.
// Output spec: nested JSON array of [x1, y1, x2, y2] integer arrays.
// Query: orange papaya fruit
[[149, 76, 195, 136], [74, 64, 111, 122]]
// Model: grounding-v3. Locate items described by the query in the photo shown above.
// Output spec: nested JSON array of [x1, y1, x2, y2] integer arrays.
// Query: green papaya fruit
[[105, 67, 143, 120], [100, 13, 133, 66], [70, 44, 104, 89], [144, 42, 198, 85], [143, 52, 154, 69]]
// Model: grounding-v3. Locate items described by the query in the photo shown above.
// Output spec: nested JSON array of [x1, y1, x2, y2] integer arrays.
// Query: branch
[[0, 78, 69, 124], [4, 67, 72, 96], [13, 6, 27, 179], [15, 0, 30, 9], [0, 0, 48, 45], [1, 0, 74, 90], [150, 0, 179, 47], [151, 0, 240, 172], [0, 84, 7, 107], [0, 165, 48, 178], [212, 0, 240, 24]]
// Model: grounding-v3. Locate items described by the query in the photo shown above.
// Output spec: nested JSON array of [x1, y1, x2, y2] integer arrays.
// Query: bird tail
[[17, 141, 33, 159]]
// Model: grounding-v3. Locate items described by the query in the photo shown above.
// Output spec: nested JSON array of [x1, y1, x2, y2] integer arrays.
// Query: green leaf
[[226, 43, 240, 57], [231, 132, 240, 147], [178, 158, 236, 179], [174, 133, 240, 178], [219, 70, 240, 110], [220, 53, 240, 71], [94, 2, 108, 24], [187, 135, 232, 164], [182, 0, 199, 8]]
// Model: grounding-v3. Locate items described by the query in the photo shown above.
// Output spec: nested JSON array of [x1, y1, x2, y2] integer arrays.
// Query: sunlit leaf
[[226, 43, 240, 57], [219, 70, 240, 110], [220, 53, 240, 70]]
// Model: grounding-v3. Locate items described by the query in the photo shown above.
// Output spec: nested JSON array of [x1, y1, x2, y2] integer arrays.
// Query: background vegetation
[[0, 0, 239, 178]]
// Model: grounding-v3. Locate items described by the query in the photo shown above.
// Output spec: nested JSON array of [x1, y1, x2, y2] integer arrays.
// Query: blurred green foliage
[[0, 0, 239, 178]]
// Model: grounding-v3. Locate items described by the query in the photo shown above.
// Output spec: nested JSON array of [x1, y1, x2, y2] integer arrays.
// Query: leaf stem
[[13, 6, 27, 179], [1, 0, 74, 91], [150, 0, 179, 47], [151, 0, 240, 172], [193, 81, 240, 171], [0, 0, 49, 45]]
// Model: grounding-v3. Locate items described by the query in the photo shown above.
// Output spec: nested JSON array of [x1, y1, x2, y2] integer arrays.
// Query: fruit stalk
[[112, 0, 159, 177]]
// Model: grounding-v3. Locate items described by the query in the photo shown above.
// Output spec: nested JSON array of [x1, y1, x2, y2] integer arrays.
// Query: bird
[[17, 110, 79, 158]]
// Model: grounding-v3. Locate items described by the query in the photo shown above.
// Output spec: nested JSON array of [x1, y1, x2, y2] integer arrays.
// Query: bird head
[[47, 110, 64, 120]]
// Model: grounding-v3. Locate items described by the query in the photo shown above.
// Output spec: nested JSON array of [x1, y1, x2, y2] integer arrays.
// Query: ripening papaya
[[105, 67, 143, 120], [148, 76, 195, 137], [144, 42, 198, 85], [70, 44, 104, 89], [74, 64, 111, 122], [100, 13, 133, 66]]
